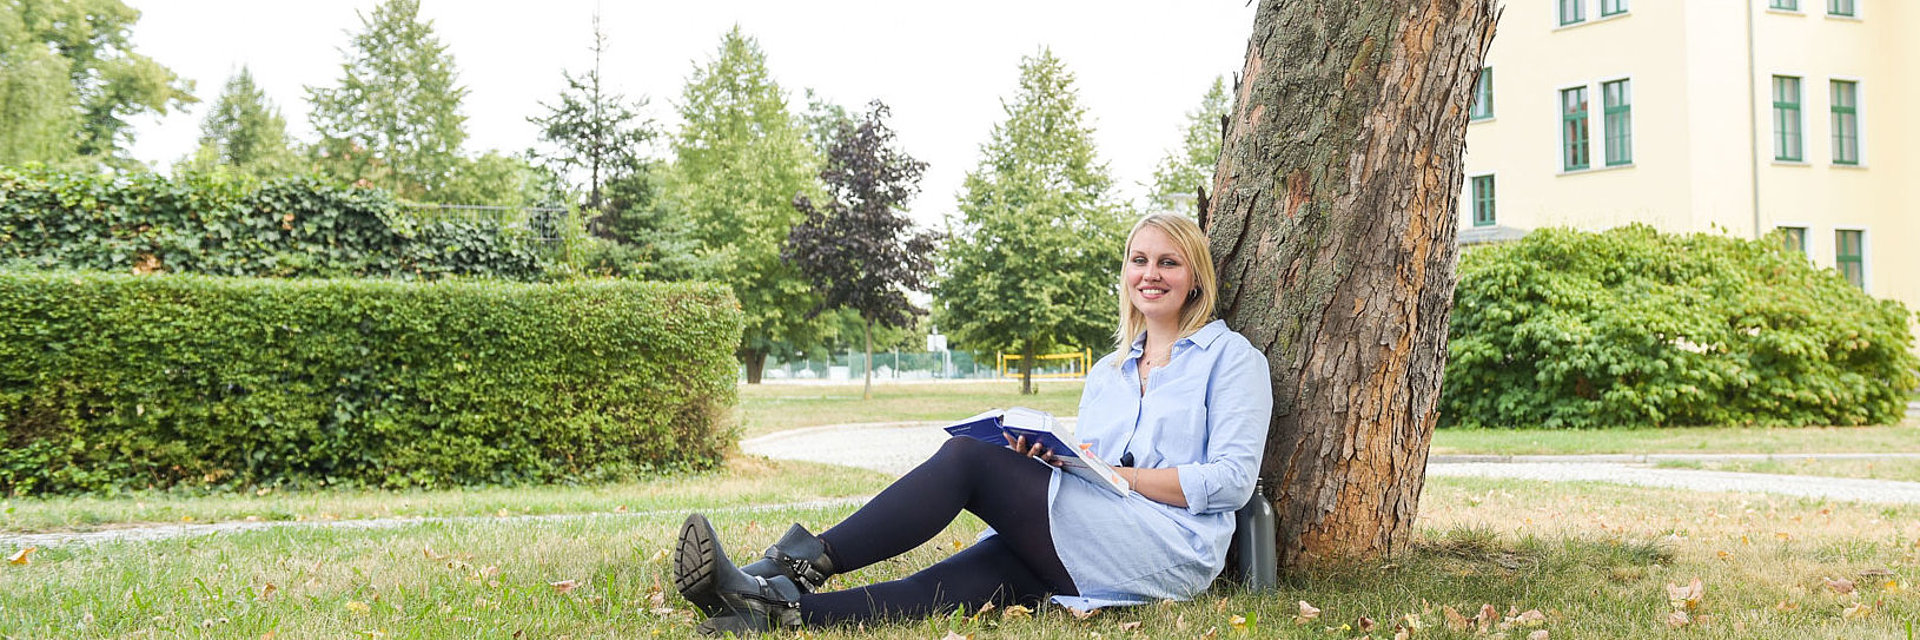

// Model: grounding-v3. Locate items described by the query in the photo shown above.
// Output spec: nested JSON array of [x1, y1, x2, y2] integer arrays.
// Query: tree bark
[[1020, 340, 1036, 396], [741, 348, 767, 385], [1208, 0, 1498, 567]]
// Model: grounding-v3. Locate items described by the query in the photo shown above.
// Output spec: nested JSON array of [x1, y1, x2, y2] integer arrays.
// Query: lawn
[[735, 380, 1084, 440], [3, 468, 1913, 639]]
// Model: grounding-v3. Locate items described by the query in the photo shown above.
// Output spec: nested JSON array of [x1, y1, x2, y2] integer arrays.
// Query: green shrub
[[1442, 225, 1917, 429], [0, 271, 743, 495], [0, 167, 547, 280]]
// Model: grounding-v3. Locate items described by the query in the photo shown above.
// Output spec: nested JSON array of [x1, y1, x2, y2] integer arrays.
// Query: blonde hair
[[1114, 213, 1218, 353]]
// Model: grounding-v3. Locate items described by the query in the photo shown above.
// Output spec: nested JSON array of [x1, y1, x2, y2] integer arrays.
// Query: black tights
[[801, 436, 1078, 625]]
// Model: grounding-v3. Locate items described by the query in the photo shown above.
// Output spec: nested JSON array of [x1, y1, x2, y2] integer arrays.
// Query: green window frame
[[1471, 175, 1495, 227], [1601, 0, 1629, 16], [1560, 0, 1585, 25], [1602, 79, 1632, 166], [1831, 80, 1858, 165], [1835, 230, 1864, 289], [1828, 0, 1855, 16], [1772, 76, 1802, 161], [1778, 226, 1807, 254], [1471, 68, 1494, 120], [1770, 0, 1799, 10], [1561, 87, 1590, 171]]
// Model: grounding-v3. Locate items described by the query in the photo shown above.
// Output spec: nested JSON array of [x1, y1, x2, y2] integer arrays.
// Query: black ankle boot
[[739, 523, 836, 593], [674, 513, 803, 634]]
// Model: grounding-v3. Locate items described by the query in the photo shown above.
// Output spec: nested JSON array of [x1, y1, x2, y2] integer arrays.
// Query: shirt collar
[[1126, 319, 1229, 357]]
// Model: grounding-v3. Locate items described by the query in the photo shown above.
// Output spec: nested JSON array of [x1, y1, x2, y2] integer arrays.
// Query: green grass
[[736, 380, 1084, 440], [4, 472, 1914, 639], [1430, 425, 1920, 456], [1655, 458, 1920, 483], [0, 458, 893, 535]]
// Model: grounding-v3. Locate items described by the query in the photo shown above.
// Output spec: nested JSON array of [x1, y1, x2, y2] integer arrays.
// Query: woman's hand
[[1004, 433, 1065, 467]]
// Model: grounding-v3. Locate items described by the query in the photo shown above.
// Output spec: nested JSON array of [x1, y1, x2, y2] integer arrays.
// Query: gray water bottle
[[1232, 480, 1278, 591]]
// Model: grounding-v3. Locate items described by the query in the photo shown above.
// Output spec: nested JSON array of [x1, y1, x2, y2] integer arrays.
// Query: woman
[[674, 212, 1273, 635]]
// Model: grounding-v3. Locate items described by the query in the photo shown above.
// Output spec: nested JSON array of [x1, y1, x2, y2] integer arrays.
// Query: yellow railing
[[996, 349, 1092, 379]]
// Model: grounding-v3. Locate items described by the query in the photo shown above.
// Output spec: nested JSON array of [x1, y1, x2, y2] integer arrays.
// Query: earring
[[1187, 288, 1200, 300]]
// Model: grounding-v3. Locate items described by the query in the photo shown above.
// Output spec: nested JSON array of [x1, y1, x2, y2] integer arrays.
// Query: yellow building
[[1460, 0, 1918, 322]]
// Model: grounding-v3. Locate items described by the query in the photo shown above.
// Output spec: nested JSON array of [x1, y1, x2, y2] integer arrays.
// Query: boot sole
[[674, 513, 728, 617]]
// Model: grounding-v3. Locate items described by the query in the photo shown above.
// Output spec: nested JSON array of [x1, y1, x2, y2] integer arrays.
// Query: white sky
[[125, 1, 1256, 227]]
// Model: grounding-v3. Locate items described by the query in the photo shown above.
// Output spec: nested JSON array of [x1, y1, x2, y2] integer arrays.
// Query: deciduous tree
[[935, 49, 1127, 395], [1208, 0, 1498, 567], [660, 26, 825, 382], [784, 101, 938, 399], [307, 0, 468, 200], [0, 0, 195, 167], [1146, 76, 1229, 215]]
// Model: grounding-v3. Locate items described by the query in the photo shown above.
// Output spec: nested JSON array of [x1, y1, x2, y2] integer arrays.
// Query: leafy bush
[[0, 167, 547, 280], [1442, 225, 1917, 429], [0, 271, 743, 495]]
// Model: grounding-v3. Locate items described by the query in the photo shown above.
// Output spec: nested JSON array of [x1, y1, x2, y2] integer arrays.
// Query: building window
[[1471, 175, 1496, 227], [1602, 79, 1632, 166], [1835, 230, 1864, 289], [1471, 68, 1494, 120], [1770, 0, 1799, 10], [1828, 0, 1855, 16], [1778, 226, 1807, 254], [1561, 87, 1590, 171], [1772, 76, 1802, 161], [1831, 80, 1859, 165], [1560, 0, 1585, 25], [1601, 0, 1629, 16]]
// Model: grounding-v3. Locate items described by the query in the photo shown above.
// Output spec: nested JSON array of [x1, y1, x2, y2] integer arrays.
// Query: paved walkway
[[743, 420, 1920, 505]]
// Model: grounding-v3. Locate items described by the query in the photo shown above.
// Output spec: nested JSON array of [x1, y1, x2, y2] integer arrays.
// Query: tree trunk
[[863, 319, 874, 400], [742, 348, 767, 385], [1208, 0, 1498, 567], [1020, 341, 1036, 396]]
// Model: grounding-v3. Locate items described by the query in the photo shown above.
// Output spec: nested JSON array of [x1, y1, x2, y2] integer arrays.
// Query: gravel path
[[743, 420, 1920, 505]]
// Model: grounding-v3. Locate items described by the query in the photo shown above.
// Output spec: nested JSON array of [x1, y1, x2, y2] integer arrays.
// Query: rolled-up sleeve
[[1174, 339, 1272, 515]]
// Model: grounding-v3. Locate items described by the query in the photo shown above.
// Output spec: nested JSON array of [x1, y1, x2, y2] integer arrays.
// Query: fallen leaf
[[1293, 600, 1321, 625], [261, 631, 278, 640], [1392, 628, 1410, 640], [613, 505, 628, 513], [256, 583, 278, 602], [940, 631, 971, 640], [1773, 600, 1798, 612], [1213, 597, 1229, 613], [550, 579, 579, 594], [1001, 604, 1031, 620], [648, 548, 668, 563], [1841, 602, 1871, 619], [1665, 610, 1689, 629], [1824, 577, 1855, 595], [1068, 607, 1098, 620], [1175, 613, 1187, 631], [1356, 616, 1374, 632], [1477, 604, 1499, 630], [1509, 609, 1546, 627], [345, 601, 371, 614], [1199, 626, 1217, 640], [423, 546, 447, 561], [1442, 606, 1470, 631], [1229, 614, 1247, 630], [6, 547, 33, 565], [1118, 621, 1143, 631], [481, 566, 501, 579], [1666, 577, 1704, 610], [1400, 613, 1424, 631], [1528, 631, 1549, 640]]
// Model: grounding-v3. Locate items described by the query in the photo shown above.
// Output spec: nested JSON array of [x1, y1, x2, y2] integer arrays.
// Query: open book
[[943, 407, 1131, 496]]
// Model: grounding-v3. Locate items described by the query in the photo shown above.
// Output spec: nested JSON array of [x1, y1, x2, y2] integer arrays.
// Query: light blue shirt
[[1040, 319, 1273, 610]]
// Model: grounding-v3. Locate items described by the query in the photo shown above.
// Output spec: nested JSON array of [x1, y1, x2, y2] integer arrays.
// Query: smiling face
[[1123, 225, 1195, 326]]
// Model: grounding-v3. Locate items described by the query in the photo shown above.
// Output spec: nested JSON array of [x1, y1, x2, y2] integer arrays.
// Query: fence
[[756, 348, 1100, 382], [395, 202, 571, 244], [996, 349, 1092, 380]]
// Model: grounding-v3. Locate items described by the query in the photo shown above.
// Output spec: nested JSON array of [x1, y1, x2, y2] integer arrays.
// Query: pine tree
[[934, 49, 1129, 395], [1146, 76, 1229, 214], [660, 26, 826, 382], [182, 66, 297, 178], [529, 12, 655, 233], [307, 0, 468, 199]]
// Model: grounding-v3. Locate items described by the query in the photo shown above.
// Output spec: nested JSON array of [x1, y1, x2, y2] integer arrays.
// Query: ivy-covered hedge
[[1442, 225, 1917, 429], [0, 272, 743, 495], [0, 168, 547, 280]]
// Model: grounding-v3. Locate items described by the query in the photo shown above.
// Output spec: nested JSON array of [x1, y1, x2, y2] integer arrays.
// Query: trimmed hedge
[[0, 271, 743, 495], [0, 167, 547, 280], [1442, 225, 1917, 429]]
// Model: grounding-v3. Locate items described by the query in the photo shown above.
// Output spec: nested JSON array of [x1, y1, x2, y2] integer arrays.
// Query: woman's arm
[[1122, 466, 1186, 507]]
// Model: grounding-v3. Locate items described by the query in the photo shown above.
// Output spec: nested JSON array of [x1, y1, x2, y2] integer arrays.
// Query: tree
[[0, 0, 195, 167], [307, 0, 468, 200], [1146, 76, 1229, 215], [934, 49, 1128, 395], [784, 101, 939, 400], [180, 66, 298, 178], [1207, 1, 1498, 567], [659, 26, 825, 383], [529, 12, 656, 235]]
